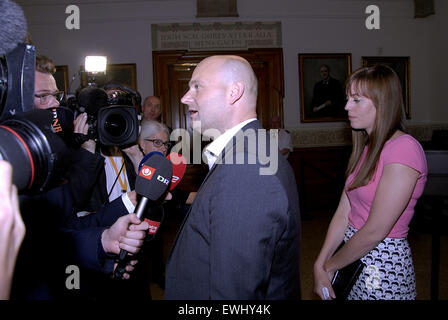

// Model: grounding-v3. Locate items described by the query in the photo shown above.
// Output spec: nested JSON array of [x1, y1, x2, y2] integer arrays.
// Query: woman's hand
[[313, 262, 336, 300]]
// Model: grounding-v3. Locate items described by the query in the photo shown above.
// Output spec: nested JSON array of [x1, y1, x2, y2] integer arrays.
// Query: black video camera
[[65, 84, 140, 147], [1, 43, 75, 194], [0, 43, 35, 118]]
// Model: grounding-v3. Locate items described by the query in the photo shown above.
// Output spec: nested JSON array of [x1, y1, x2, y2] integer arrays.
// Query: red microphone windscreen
[[167, 153, 187, 191]]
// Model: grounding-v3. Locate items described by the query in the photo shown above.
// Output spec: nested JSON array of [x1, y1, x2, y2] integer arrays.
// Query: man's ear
[[228, 81, 245, 105]]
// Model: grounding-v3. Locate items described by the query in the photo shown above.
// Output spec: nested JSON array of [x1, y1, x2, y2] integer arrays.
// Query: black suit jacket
[[11, 149, 130, 299], [311, 77, 345, 118], [165, 120, 301, 299]]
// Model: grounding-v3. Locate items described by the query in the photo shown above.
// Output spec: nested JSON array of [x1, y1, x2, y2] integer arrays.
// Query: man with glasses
[[33, 55, 64, 110]]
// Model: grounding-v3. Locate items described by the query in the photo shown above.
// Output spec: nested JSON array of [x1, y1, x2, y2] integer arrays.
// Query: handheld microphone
[[138, 151, 164, 173], [133, 153, 172, 219], [114, 152, 172, 279], [141, 153, 187, 239]]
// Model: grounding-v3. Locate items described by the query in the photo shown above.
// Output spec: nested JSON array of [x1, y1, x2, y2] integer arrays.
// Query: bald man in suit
[[165, 56, 301, 299]]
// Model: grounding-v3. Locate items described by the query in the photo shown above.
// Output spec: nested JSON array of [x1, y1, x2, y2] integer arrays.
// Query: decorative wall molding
[[290, 126, 352, 148], [290, 123, 448, 148], [151, 21, 282, 51]]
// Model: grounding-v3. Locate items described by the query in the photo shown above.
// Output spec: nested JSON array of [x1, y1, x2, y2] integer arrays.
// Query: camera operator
[[0, 161, 25, 300], [32, 55, 109, 212], [33, 55, 63, 110], [71, 85, 145, 214]]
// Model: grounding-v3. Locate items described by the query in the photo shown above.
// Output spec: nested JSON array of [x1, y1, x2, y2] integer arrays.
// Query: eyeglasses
[[34, 91, 64, 105], [145, 139, 172, 148]]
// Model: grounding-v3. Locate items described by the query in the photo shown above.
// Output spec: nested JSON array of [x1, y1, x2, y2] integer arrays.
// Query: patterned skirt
[[344, 225, 417, 300]]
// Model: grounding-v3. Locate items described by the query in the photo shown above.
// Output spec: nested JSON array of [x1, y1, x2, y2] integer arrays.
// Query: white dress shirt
[[204, 118, 257, 170]]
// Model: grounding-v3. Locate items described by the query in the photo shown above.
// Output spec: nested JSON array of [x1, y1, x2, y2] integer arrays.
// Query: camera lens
[[97, 105, 138, 147], [0, 109, 71, 193], [104, 113, 126, 137]]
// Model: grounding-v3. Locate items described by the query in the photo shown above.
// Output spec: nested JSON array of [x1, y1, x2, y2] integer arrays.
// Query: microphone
[[0, 0, 27, 55], [114, 152, 172, 279], [167, 153, 187, 191], [142, 153, 187, 239], [138, 151, 164, 173], [138, 151, 187, 191], [134, 154, 172, 217]]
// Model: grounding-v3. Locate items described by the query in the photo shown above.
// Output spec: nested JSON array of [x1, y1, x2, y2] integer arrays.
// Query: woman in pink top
[[313, 65, 427, 300]]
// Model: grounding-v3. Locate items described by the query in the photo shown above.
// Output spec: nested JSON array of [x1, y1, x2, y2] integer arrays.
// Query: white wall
[[17, 0, 448, 129]]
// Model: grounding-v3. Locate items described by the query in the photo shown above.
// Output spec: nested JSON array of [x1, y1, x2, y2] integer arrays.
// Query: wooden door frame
[[152, 48, 285, 129]]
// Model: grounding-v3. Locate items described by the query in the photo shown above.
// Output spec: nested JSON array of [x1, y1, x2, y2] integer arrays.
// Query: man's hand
[[102, 213, 150, 280], [313, 100, 333, 113], [0, 161, 25, 299], [101, 213, 149, 255], [73, 113, 96, 153], [113, 260, 139, 280]]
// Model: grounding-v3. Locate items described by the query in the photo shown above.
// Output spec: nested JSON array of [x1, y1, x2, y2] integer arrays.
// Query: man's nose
[[181, 90, 192, 105], [48, 96, 60, 109]]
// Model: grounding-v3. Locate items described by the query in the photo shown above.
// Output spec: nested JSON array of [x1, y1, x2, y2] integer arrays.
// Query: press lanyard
[[108, 155, 127, 193]]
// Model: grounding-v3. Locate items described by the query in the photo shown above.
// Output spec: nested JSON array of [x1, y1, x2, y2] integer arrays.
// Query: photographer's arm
[[60, 113, 105, 211]]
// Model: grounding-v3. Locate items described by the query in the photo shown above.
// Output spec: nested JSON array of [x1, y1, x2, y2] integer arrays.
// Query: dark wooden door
[[153, 49, 284, 131]]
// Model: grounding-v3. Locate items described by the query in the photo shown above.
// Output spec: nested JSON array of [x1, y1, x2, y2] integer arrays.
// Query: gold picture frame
[[81, 63, 137, 90], [54, 65, 69, 94], [299, 53, 351, 123]]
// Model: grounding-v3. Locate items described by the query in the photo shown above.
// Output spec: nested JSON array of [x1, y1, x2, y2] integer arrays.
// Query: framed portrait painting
[[362, 56, 411, 119], [81, 63, 138, 90], [299, 53, 351, 123]]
